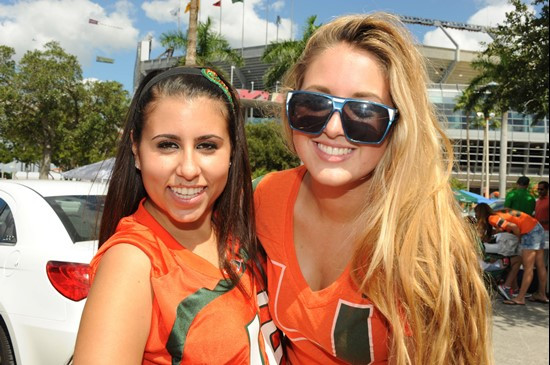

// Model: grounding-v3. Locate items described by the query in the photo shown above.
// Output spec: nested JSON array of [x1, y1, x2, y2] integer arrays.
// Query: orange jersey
[[90, 200, 284, 364], [255, 166, 391, 365], [488, 209, 538, 234]]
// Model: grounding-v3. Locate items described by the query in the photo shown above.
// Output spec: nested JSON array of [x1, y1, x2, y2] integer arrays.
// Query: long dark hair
[[99, 66, 256, 289], [474, 203, 495, 242]]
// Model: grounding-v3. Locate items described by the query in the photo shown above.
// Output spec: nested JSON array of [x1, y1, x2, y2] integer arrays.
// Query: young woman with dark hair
[[73, 67, 282, 364]]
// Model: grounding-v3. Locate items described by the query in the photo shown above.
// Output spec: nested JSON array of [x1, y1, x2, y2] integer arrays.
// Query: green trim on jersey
[[166, 278, 234, 364], [333, 304, 372, 364]]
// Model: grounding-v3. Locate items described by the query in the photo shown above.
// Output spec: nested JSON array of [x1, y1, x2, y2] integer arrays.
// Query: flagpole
[[178, 4, 181, 31], [265, 0, 269, 50], [241, 0, 245, 57], [290, 0, 294, 40], [219, 1, 222, 35], [276, 15, 280, 42]]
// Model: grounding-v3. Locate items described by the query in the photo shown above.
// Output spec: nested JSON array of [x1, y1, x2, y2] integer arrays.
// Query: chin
[[314, 169, 354, 186]]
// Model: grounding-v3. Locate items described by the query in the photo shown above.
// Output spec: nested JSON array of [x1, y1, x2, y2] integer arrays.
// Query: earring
[[135, 162, 140, 170]]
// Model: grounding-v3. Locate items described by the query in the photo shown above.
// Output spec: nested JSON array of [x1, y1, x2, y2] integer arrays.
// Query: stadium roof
[[134, 43, 481, 93]]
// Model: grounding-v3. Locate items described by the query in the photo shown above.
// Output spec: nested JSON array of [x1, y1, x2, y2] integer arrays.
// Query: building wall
[[430, 84, 549, 190]]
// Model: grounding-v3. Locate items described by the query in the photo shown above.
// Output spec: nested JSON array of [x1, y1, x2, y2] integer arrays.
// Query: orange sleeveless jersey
[[254, 166, 391, 365], [90, 200, 284, 364], [488, 209, 538, 234]]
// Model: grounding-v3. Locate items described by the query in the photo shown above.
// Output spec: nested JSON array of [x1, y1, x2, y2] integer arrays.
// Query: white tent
[[62, 158, 115, 182]]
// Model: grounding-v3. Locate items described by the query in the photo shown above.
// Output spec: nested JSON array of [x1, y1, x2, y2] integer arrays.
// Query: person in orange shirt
[[255, 13, 491, 365], [475, 203, 547, 305], [73, 67, 283, 364]]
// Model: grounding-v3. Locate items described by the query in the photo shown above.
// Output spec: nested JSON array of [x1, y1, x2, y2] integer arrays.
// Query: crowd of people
[[475, 176, 549, 307], [69, 11, 550, 365]]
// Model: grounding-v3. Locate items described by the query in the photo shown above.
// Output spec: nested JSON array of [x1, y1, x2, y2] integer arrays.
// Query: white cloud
[[141, 0, 180, 23], [0, 0, 139, 67], [422, 0, 515, 51]]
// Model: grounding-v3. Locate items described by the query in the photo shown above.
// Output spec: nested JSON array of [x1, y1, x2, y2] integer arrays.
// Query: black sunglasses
[[286, 90, 399, 144]]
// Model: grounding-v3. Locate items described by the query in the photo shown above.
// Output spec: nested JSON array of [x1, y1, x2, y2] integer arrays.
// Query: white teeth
[[171, 186, 204, 198], [317, 143, 352, 156]]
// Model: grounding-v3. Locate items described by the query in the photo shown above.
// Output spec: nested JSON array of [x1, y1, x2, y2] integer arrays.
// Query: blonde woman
[[254, 13, 492, 364]]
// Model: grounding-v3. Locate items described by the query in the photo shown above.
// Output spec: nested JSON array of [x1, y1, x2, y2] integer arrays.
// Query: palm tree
[[454, 87, 477, 191], [261, 15, 321, 90], [466, 55, 511, 197], [456, 77, 505, 197], [186, 0, 199, 65], [160, 17, 243, 69]]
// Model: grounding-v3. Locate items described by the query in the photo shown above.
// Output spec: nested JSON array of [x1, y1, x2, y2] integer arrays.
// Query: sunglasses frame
[[286, 90, 399, 145]]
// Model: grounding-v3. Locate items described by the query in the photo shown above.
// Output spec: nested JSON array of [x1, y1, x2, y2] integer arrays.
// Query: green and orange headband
[[139, 66, 234, 107]]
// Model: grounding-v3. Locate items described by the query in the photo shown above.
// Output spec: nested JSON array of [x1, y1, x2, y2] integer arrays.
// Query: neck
[[302, 172, 371, 223], [144, 199, 215, 250]]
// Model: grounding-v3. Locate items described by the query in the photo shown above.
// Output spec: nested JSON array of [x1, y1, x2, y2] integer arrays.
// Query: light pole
[[477, 111, 495, 198], [250, 81, 254, 122]]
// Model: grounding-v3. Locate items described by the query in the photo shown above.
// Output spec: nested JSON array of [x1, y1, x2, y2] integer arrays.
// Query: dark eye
[[197, 142, 218, 151], [157, 141, 179, 150]]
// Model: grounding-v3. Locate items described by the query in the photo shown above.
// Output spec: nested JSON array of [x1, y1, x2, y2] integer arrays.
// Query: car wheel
[[0, 323, 16, 365]]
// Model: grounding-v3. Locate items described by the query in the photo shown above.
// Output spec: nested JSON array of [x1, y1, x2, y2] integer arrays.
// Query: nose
[[323, 110, 346, 139], [176, 152, 201, 181]]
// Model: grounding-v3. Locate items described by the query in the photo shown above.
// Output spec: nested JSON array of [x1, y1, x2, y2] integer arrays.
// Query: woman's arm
[[504, 222, 521, 239], [488, 215, 521, 239], [73, 244, 153, 364]]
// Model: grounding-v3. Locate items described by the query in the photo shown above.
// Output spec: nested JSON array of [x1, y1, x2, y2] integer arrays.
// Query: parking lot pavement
[[492, 296, 549, 365]]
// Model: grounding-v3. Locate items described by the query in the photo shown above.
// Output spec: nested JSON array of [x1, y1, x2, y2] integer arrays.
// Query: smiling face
[[132, 96, 231, 228], [293, 42, 393, 189]]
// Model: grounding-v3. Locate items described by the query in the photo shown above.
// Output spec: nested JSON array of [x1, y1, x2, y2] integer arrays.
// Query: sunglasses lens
[[288, 93, 332, 134], [342, 102, 391, 143]]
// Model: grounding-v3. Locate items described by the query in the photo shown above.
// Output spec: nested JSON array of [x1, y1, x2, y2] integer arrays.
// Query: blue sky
[[0, 0, 530, 93]]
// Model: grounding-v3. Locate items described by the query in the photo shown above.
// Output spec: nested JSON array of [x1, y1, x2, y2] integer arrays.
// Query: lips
[[170, 186, 206, 199]]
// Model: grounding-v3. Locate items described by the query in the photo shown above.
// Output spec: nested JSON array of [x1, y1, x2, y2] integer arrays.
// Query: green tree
[[261, 15, 321, 89], [0, 42, 130, 178], [160, 17, 243, 68], [0, 46, 17, 164], [474, 0, 548, 118], [454, 87, 477, 191], [246, 121, 300, 179], [461, 0, 548, 196], [454, 84, 501, 191], [2, 41, 84, 178], [56, 80, 129, 170]]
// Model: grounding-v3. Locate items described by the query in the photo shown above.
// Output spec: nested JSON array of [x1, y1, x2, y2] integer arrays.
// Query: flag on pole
[[170, 7, 179, 16], [213, 0, 221, 6], [96, 56, 115, 64], [276, 15, 281, 25], [184, 0, 200, 13], [231, 0, 243, 3], [88, 18, 123, 29]]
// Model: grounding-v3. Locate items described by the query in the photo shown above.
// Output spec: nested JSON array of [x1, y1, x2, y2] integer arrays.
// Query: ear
[[131, 130, 141, 170]]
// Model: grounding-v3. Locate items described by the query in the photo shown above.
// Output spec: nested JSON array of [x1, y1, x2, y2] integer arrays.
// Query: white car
[[0, 179, 107, 365]]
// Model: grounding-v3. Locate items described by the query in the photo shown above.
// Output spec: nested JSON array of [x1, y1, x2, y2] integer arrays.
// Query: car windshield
[[45, 195, 106, 243]]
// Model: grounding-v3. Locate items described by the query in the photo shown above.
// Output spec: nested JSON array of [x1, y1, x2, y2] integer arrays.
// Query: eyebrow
[[151, 134, 224, 141], [304, 85, 384, 102]]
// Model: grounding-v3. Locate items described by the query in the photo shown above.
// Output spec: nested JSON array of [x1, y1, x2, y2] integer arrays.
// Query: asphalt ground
[[492, 294, 549, 365]]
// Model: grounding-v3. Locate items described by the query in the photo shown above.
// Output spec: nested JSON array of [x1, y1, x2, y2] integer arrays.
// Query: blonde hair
[[282, 13, 492, 365]]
